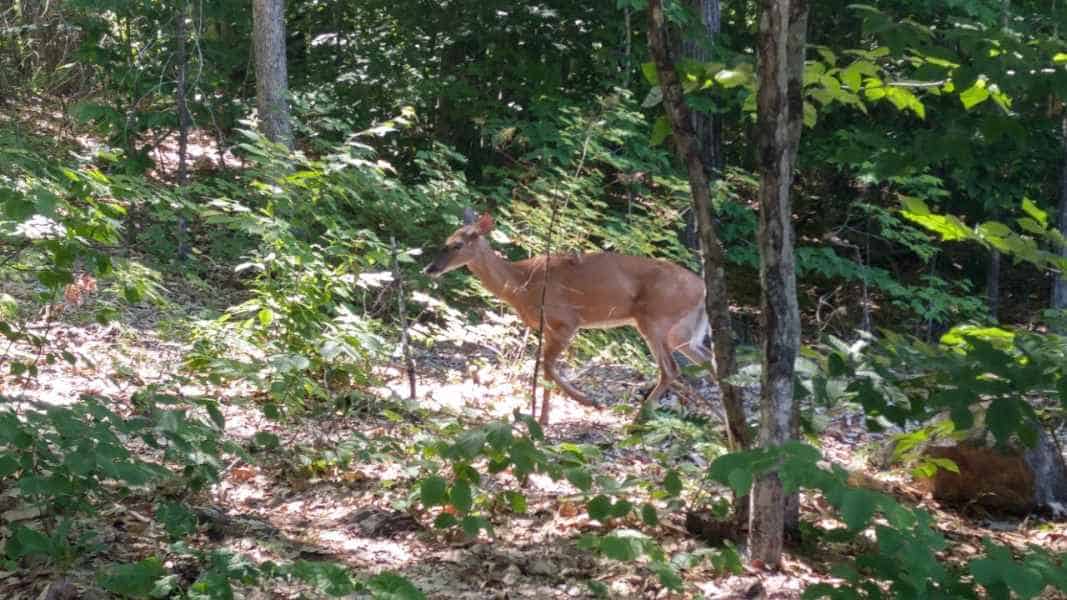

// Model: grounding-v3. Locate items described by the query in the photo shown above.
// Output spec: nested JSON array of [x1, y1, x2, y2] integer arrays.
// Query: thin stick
[[529, 114, 599, 421], [391, 236, 416, 401], [530, 197, 562, 420]]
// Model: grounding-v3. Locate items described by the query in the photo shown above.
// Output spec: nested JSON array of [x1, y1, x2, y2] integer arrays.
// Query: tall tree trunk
[[748, 0, 807, 568], [1052, 114, 1067, 314], [252, 0, 293, 148], [681, 0, 724, 177], [680, 0, 725, 253], [647, 0, 749, 453], [175, 0, 191, 260]]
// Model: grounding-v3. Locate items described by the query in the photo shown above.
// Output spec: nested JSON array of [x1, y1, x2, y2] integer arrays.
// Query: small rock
[[526, 559, 555, 577], [502, 564, 521, 585]]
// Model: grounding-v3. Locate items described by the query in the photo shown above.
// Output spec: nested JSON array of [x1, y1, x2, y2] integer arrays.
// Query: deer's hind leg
[[636, 320, 683, 422]]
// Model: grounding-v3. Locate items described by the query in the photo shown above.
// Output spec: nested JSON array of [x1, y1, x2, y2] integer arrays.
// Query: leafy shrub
[[705, 442, 1067, 599], [187, 122, 470, 414]]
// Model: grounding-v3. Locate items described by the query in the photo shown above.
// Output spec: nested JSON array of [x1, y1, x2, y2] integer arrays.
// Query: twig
[[392, 236, 416, 401], [528, 107, 602, 421], [530, 197, 561, 420]]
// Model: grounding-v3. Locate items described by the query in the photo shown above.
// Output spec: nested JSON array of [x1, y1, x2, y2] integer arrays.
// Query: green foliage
[[415, 410, 736, 592], [484, 92, 690, 264], [0, 394, 225, 526], [805, 326, 1067, 447], [0, 128, 167, 371], [187, 122, 469, 414], [901, 195, 1067, 273], [706, 442, 1067, 599], [98, 556, 168, 598]]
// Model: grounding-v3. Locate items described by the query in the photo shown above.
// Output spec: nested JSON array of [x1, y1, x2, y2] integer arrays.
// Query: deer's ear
[[462, 207, 477, 225], [476, 213, 494, 235]]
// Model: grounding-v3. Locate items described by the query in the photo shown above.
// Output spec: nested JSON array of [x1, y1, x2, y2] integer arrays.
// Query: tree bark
[[748, 0, 807, 569], [1052, 113, 1067, 314], [175, 0, 191, 260], [681, 0, 724, 177], [647, 0, 749, 452], [252, 0, 293, 148]]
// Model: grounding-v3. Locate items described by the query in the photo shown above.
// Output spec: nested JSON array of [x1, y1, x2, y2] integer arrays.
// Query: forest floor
[[4, 278, 1067, 600]]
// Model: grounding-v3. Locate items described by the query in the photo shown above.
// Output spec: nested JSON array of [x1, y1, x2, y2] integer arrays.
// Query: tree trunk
[[647, 0, 749, 452], [682, 0, 724, 177], [1052, 113, 1067, 314], [680, 0, 725, 254], [175, 0, 191, 260], [748, 0, 807, 569], [252, 0, 293, 148]]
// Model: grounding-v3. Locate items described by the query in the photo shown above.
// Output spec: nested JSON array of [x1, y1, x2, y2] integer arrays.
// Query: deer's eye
[[449, 242, 463, 251]]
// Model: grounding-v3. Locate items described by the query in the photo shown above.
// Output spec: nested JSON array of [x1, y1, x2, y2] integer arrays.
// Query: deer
[[424, 208, 715, 425]]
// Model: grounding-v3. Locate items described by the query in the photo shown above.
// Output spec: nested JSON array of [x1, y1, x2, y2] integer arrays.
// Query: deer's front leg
[[540, 326, 598, 419]]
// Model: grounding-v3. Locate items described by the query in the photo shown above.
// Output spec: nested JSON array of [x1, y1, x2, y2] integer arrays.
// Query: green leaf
[[727, 469, 753, 497], [485, 421, 512, 452], [253, 431, 280, 449], [433, 513, 458, 529], [714, 66, 751, 88], [884, 86, 925, 118], [451, 430, 486, 461], [123, 284, 143, 304], [1017, 217, 1046, 235], [587, 495, 612, 521], [98, 557, 167, 597], [108, 461, 155, 486], [840, 61, 869, 91], [450, 480, 473, 513], [986, 398, 1021, 445], [564, 467, 592, 492], [663, 469, 682, 497], [803, 101, 817, 128], [367, 572, 425, 600], [970, 551, 1044, 599], [257, 308, 274, 327], [960, 82, 990, 109], [641, 62, 658, 85], [420, 476, 448, 507], [600, 535, 642, 561], [979, 221, 1012, 238], [205, 403, 225, 430], [64, 444, 96, 475], [899, 195, 929, 215], [1021, 198, 1047, 228], [641, 503, 658, 526], [610, 499, 633, 518], [650, 116, 671, 147], [0, 455, 20, 477], [650, 561, 684, 591], [156, 501, 198, 539], [450, 464, 478, 486], [515, 413, 544, 441], [840, 489, 878, 530], [7, 526, 53, 559], [504, 491, 527, 514], [461, 515, 489, 538]]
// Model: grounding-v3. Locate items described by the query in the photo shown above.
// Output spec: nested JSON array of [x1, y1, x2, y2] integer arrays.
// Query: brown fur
[[426, 212, 713, 424]]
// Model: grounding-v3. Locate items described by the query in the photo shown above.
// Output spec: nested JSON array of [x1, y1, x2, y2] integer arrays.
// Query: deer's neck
[[467, 243, 533, 304]]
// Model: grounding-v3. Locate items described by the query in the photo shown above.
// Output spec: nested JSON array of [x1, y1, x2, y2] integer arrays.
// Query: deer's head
[[424, 208, 494, 278]]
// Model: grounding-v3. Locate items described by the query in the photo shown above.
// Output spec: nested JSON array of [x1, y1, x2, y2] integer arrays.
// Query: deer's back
[[514, 252, 704, 329]]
